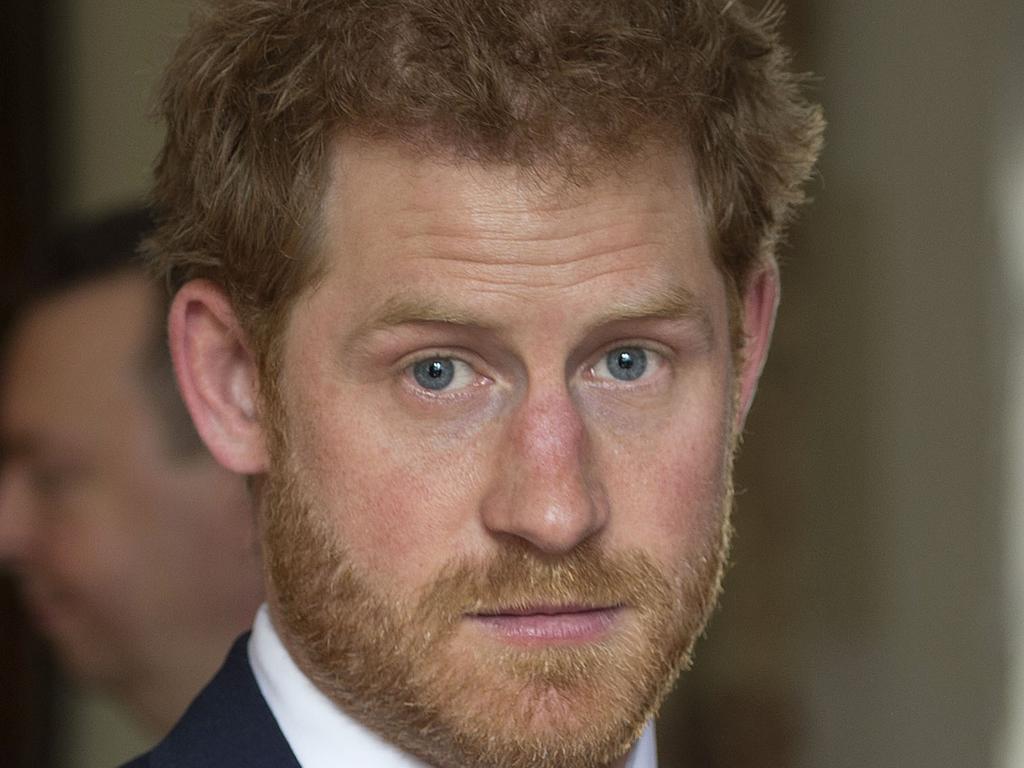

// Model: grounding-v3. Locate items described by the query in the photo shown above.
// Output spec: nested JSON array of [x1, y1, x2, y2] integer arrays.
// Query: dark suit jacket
[[121, 634, 301, 767]]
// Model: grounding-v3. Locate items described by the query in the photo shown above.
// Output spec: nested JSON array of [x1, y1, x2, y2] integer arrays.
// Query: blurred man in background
[[0, 208, 264, 735]]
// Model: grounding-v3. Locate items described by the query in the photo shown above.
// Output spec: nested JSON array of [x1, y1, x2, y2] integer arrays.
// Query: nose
[[479, 386, 609, 555], [0, 463, 35, 565]]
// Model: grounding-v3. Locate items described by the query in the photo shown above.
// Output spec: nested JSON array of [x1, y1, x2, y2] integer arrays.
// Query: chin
[[392, 630, 680, 768]]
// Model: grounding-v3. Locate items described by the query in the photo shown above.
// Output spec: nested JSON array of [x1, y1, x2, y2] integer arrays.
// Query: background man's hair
[[17, 208, 154, 303], [148, 0, 824, 366], [4, 207, 205, 459]]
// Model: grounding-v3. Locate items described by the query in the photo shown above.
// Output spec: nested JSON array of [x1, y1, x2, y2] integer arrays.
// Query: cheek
[[52, 470, 171, 604], [45, 497, 120, 588], [597, 387, 732, 570], [44, 437, 160, 599], [35, 500, 140, 652], [284, 381, 491, 588]]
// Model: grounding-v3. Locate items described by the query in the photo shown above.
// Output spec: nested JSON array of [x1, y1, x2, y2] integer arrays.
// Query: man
[[127, 0, 823, 765], [0, 208, 264, 735]]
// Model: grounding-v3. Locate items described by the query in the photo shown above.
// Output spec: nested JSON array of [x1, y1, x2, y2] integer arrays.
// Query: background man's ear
[[735, 263, 781, 432], [168, 279, 270, 474]]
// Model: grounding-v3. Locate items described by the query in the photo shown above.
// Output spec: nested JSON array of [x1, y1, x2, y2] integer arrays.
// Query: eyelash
[[400, 341, 668, 399], [401, 350, 488, 398], [587, 344, 666, 386]]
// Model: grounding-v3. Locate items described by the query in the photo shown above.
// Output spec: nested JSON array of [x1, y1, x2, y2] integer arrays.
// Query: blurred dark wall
[[0, 0, 52, 297], [0, 3, 57, 767]]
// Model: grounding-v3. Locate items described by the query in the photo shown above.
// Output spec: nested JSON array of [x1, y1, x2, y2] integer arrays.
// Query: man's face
[[0, 274, 254, 693], [252, 139, 753, 768]]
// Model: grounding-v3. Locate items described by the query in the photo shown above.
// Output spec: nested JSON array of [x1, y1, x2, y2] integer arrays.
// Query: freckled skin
[[275, 139, 734, 616]]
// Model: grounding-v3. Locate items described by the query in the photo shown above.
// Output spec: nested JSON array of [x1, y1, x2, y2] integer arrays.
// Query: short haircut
[[5, 207, 204, 459], [148, 0, 824, 367]]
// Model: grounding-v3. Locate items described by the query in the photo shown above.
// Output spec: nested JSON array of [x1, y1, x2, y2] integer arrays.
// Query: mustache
[[414, 540, 676, 624]]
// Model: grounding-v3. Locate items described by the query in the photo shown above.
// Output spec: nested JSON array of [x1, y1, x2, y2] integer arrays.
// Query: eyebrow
[[369, 297, 490, 330], [591, 285, 715, 343], [357, 283, 715, 344]]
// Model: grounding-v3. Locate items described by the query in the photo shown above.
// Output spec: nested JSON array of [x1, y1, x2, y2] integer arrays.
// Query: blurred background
[[1, 0, 1022, 766]]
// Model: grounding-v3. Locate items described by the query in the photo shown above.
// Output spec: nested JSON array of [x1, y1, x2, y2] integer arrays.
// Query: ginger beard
[[259, 390, 738, 768]]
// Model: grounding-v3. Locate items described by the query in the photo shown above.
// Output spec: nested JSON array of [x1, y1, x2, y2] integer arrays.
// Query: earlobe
[[168, 279, 270, 475], [735, 263, 781, 431]]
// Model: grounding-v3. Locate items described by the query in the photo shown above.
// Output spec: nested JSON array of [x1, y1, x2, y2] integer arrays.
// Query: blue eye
[[412, 358, 457, 390], [604, 347, 647, 381]]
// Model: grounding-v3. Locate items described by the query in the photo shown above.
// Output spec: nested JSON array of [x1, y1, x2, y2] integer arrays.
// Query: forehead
[[312, 136, 713, 300], [324, 136, 705, 228], [1, 274, 155, 452]]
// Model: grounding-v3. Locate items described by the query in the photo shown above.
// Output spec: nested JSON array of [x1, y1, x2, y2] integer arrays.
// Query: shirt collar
[[248, 603, 657, 768]]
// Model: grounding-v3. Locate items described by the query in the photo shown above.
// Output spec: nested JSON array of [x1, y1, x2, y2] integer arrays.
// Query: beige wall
[[999, 128, 1024, 767], [666, 0, 1014, 764], [51, 0, 191, 216], [757, 1, 1011, 764], [997, 2, 1024, 763]]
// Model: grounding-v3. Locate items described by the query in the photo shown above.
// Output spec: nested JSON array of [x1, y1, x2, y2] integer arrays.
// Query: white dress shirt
[[248, 604, 658, 767]]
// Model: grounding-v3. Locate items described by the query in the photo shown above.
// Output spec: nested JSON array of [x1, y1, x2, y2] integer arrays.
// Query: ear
[[168, 279, 269, 474], [734, 262, 781, 432]]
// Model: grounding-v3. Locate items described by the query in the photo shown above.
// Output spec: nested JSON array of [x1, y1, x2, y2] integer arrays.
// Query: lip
[[466, 605, 623, 646]]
